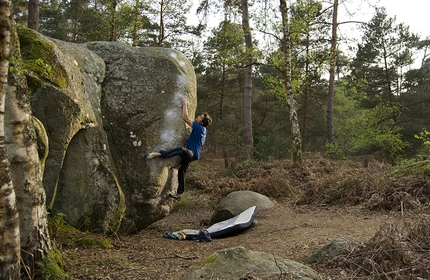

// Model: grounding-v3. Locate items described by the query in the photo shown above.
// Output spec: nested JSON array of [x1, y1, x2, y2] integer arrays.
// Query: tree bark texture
[[327, 0, 338, 144], [158, 0, 166, 46], [241, 0, 254, 159], [109, 0, 118, 41], [280, 0, 303, 165], [6, 35, 51, 273], [302, 33, 310, 151], [132, 0, 139, 46], [0, 0, 21, 277], [27, 0, 39, 31]]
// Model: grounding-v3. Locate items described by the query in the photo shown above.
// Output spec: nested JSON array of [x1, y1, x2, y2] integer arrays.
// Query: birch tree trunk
[[327, 0, 338, 144], [0, 0, 21, 277], [6, 29, 51, 274], [241, 0, 254, 159], [280, 0, 303, 165]]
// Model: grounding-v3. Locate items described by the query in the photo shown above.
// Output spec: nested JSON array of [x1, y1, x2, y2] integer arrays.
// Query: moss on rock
[[201, 254, 217, 266], [17, 27, 68, 89], [36, 247, 69, 280]]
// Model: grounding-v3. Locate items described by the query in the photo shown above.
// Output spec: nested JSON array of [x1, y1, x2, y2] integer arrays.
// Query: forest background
[[12, 0, 430, 165], [2, 0, 430, 278]]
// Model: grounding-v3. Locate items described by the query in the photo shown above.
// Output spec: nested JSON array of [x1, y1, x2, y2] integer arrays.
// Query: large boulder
[[181, 246, 320, 280], [19, 27, 125, 233], [211, 191, 275, 224], [18, 28, 196, 233], [88, 42, 197, 233]]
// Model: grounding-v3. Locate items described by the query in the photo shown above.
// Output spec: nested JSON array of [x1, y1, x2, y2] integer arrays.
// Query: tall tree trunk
[[132, 0, 139, 47], [280, 0, 303, 165], [0, 146, 20, 280], [157, 0, 166, 46], [27, 0, 39, 31], [327, 0, 338, 144], [221, 64, 228, 167], [241, 0, 253, 159], [109, 0, 118, 41], [302, 33, 310, 152], [6, 29, 51, 275], [0, 0, 21, 277]]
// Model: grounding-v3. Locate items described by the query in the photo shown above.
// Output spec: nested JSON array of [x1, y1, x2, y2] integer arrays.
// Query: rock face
[[181, 246, 320, 280], [88, 42, 197, 233], [305, 237, 361, 264], [18, 28, 196, 233]]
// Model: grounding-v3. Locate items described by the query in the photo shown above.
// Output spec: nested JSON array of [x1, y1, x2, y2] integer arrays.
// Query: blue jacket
[[186, 122, 206, 159]]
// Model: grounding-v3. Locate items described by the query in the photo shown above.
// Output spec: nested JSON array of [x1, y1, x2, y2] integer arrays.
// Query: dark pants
[[159, 147, 196, 194]]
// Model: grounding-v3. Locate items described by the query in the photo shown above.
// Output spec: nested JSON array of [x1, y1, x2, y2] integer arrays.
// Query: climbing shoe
[[169, 193, 181, 201], [144, 152, 157, 159]]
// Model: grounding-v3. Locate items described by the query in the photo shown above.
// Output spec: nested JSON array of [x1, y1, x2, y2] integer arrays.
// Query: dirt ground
[[59, 158, 430, 279], [62, 200, 419, 279]]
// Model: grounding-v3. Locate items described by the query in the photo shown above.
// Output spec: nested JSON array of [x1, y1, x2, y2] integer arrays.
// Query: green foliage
[[33, 0, 196, 49], [414, 128, 430, 154], [331, 83, 409, 162], [350, 8, 419, 107], [325, 142, 346, 160], [48, 212, 80, 250], [11, 0, 28, 26], [35, 58, 52, 73], [9, 56, 25, 74], [254, 129, 290, 160], [216, 118, 243, 159], [263, 71, 286, 100], [290, 0, 331, 85], [149, 0, 193, 47], [332, 84, 360, 158], [11, 0, 428, 163], [38, 0, 113, 42], [49, 212, 71, 238], [349, 102, 408, 163], [77, 214, 92, 232], [205, 21, 246, 67], [48, 212, 113, 249], [344, 9, 423, 160], [394, 159, 430, 178], [8, 66, 24, 74]]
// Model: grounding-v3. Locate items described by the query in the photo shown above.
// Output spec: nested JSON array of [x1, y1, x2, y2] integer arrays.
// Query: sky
[[340, 0, 430, 39], [188, 0, 429, 66], [377, 0, 429, 38], [189, 0, 429, 39], [337, 0, 429, 68]]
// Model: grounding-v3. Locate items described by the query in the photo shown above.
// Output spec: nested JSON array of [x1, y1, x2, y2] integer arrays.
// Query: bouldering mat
[[163, 206, 257, 240], [207, 206, 257, 238]]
